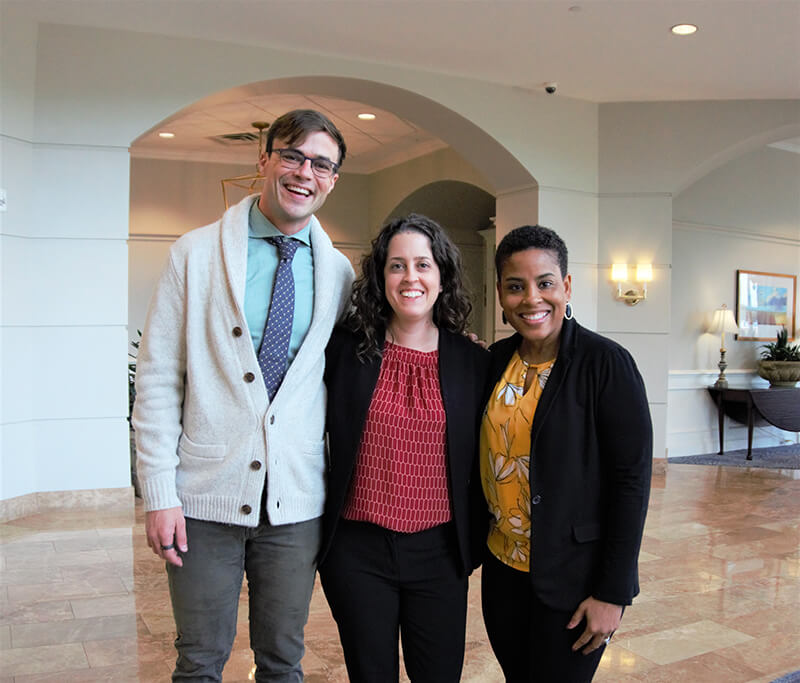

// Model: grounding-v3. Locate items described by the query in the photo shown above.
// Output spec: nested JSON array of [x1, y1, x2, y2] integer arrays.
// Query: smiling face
[[383, 230, 442, 327], [497, 247, 572, 358], [257, 131, 339, 235]]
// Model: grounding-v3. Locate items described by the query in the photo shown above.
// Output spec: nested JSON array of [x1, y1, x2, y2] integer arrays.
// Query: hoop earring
[[501, 311, 508, 325], [564, 302, 574, 320]]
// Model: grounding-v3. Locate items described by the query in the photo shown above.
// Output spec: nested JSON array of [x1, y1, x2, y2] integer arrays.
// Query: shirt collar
[[248, 200, 312, 246]]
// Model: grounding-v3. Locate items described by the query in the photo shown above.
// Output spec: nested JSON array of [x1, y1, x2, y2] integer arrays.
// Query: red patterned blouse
[[342, 341, 452, 532]]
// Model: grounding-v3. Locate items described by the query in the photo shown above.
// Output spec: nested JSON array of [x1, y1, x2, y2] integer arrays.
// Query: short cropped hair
[[348, 214, 472, 361], [265, 109, 347, 166], [495, 224, 569, 280]]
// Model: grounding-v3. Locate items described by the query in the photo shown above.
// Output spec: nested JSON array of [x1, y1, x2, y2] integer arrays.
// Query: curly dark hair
[[348, 214, 472, 361], [495, 224, 568, 280]]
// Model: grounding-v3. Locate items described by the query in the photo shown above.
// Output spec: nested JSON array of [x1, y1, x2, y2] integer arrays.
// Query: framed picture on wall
[[736, 270, 797, 341]]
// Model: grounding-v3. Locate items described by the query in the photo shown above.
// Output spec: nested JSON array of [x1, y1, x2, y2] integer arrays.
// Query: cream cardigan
[[133, 195, 354, 526]]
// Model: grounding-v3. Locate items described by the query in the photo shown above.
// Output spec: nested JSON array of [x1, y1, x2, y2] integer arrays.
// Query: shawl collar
[[217, 193, 347, 405], [218, 194, 254, 311]]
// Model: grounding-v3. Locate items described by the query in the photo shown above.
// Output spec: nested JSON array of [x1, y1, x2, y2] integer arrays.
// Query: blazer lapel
[[339, 348, 381, 476], [530, 318, 576, 444]]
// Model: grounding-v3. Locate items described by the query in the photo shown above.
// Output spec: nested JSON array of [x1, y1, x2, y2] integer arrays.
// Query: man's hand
[[145, 507, 187, 567], [567, 596, 623, 654]]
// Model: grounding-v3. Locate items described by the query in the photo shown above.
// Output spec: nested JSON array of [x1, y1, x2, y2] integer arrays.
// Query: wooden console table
[[707, 385, 800, 459]]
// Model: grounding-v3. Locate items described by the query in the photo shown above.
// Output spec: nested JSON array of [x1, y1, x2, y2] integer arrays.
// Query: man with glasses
[[133, 109, 354, 681]]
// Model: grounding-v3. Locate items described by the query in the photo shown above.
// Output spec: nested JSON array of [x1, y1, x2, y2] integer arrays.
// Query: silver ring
[[160, 543, 175, 551], [603, 636, 611, 645]]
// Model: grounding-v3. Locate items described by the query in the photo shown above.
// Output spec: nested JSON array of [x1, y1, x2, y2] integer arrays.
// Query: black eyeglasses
[[272, 148, 339, 178]]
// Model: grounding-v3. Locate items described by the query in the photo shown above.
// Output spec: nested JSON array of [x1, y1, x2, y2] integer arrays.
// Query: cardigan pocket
[[289, 439, 326, 495], [178, 433, 225, 460], [572, 522, 602, 543]]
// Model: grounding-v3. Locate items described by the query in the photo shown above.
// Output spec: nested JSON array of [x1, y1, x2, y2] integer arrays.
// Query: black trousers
[[481, 552, 606, 683], [319, 519, 468, 683]]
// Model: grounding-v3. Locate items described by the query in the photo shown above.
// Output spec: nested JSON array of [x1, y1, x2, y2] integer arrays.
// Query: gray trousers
[[166, 515, 321, 683]]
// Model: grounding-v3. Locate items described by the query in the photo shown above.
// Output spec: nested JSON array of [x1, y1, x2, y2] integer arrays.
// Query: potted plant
[[757, 327, 800, 387]]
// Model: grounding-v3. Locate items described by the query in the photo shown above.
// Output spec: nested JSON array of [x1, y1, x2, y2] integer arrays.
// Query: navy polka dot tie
[[258, 236, 301, 401]]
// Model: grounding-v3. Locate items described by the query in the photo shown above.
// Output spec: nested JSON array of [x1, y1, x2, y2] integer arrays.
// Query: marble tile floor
[[2, 464, 800, 682]]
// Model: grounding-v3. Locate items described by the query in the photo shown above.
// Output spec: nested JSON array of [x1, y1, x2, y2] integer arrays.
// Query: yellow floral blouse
[[480, 351, 554, 572]]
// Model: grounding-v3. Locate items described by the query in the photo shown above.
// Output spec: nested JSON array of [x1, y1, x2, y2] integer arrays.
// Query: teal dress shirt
[[244, 202, 314, 363]]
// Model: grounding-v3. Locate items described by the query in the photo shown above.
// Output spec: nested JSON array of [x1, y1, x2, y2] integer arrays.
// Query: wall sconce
[[612, 263, 653, 305], [708, 303, 739, 388]]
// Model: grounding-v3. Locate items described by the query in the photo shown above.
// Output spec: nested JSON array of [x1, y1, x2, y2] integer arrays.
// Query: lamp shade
[[611, 264, 628, 282], [709, 305, 739, 336], [636, 263, 653, 282]]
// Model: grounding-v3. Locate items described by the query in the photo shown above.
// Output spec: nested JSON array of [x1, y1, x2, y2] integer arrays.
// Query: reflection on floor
[[2, 464, 800, 682]]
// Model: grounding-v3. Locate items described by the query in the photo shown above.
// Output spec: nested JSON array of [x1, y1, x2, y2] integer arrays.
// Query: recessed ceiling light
[[158, 132, 175, 138], [357, 113, 376, 121], [671, 23, 698, 36]]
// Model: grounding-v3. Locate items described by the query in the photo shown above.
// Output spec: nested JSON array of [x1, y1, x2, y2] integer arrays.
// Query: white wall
[[0, 6, 38, 500], [668, 146, 800, 456], [674, 146, 800, 239], [1, 12, 131, 500]]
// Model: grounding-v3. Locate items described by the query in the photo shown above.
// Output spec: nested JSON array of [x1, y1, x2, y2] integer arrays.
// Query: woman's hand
[[567, 596, 623, 654]]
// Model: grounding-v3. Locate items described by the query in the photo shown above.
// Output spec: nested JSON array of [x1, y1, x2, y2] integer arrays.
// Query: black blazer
[[320, 326, 490, 575], [484, 317, 652, 610]]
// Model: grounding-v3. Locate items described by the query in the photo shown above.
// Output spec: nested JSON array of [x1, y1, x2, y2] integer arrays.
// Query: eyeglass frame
[[271, 148, 340, 178]]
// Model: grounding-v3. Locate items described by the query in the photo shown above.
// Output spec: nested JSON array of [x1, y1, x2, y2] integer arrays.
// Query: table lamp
[[709, 304, 739, 388]]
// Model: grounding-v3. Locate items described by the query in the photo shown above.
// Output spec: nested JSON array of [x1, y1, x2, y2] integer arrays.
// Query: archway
[[133, 76, 537, 195]]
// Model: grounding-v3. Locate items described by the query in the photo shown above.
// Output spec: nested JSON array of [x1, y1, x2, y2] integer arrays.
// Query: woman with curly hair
[[319, 213, 489, 682]]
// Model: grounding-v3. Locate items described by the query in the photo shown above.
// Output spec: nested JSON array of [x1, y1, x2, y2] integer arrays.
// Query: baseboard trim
[[0, 487, 134, 523]]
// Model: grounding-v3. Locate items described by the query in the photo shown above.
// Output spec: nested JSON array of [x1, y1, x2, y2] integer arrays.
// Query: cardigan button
[[269, 415, 275, 425], [244, 372, 255, 383], [232, 326, 243, 337], [241, 504, 252, 515], [532, 495, 542, 505], [250, 461, 262, 470]]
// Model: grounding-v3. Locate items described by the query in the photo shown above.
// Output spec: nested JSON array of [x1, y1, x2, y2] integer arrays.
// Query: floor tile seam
[[9, 612, 140, 647], [4, 583, 129, 600], [711, 630, 800, 668], [618, 618, 756, 648]]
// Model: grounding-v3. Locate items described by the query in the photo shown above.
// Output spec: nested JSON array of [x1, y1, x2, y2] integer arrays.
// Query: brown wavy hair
[[347, 214, 472, 361], [266, 109, 346, 166]]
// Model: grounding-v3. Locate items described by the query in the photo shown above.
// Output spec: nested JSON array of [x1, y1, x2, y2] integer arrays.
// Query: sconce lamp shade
[[709, 305, 739, 336], [636, 263, 653, 283], [611, 264, 628, 282]]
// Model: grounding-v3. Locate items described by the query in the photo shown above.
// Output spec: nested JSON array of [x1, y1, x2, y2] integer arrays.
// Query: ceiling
[[8, 0, 800, 173], [131, 94, 449, 175]]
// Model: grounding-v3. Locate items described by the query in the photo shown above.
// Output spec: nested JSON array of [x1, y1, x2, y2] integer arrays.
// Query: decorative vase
[[756, 360, 800, 387]]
